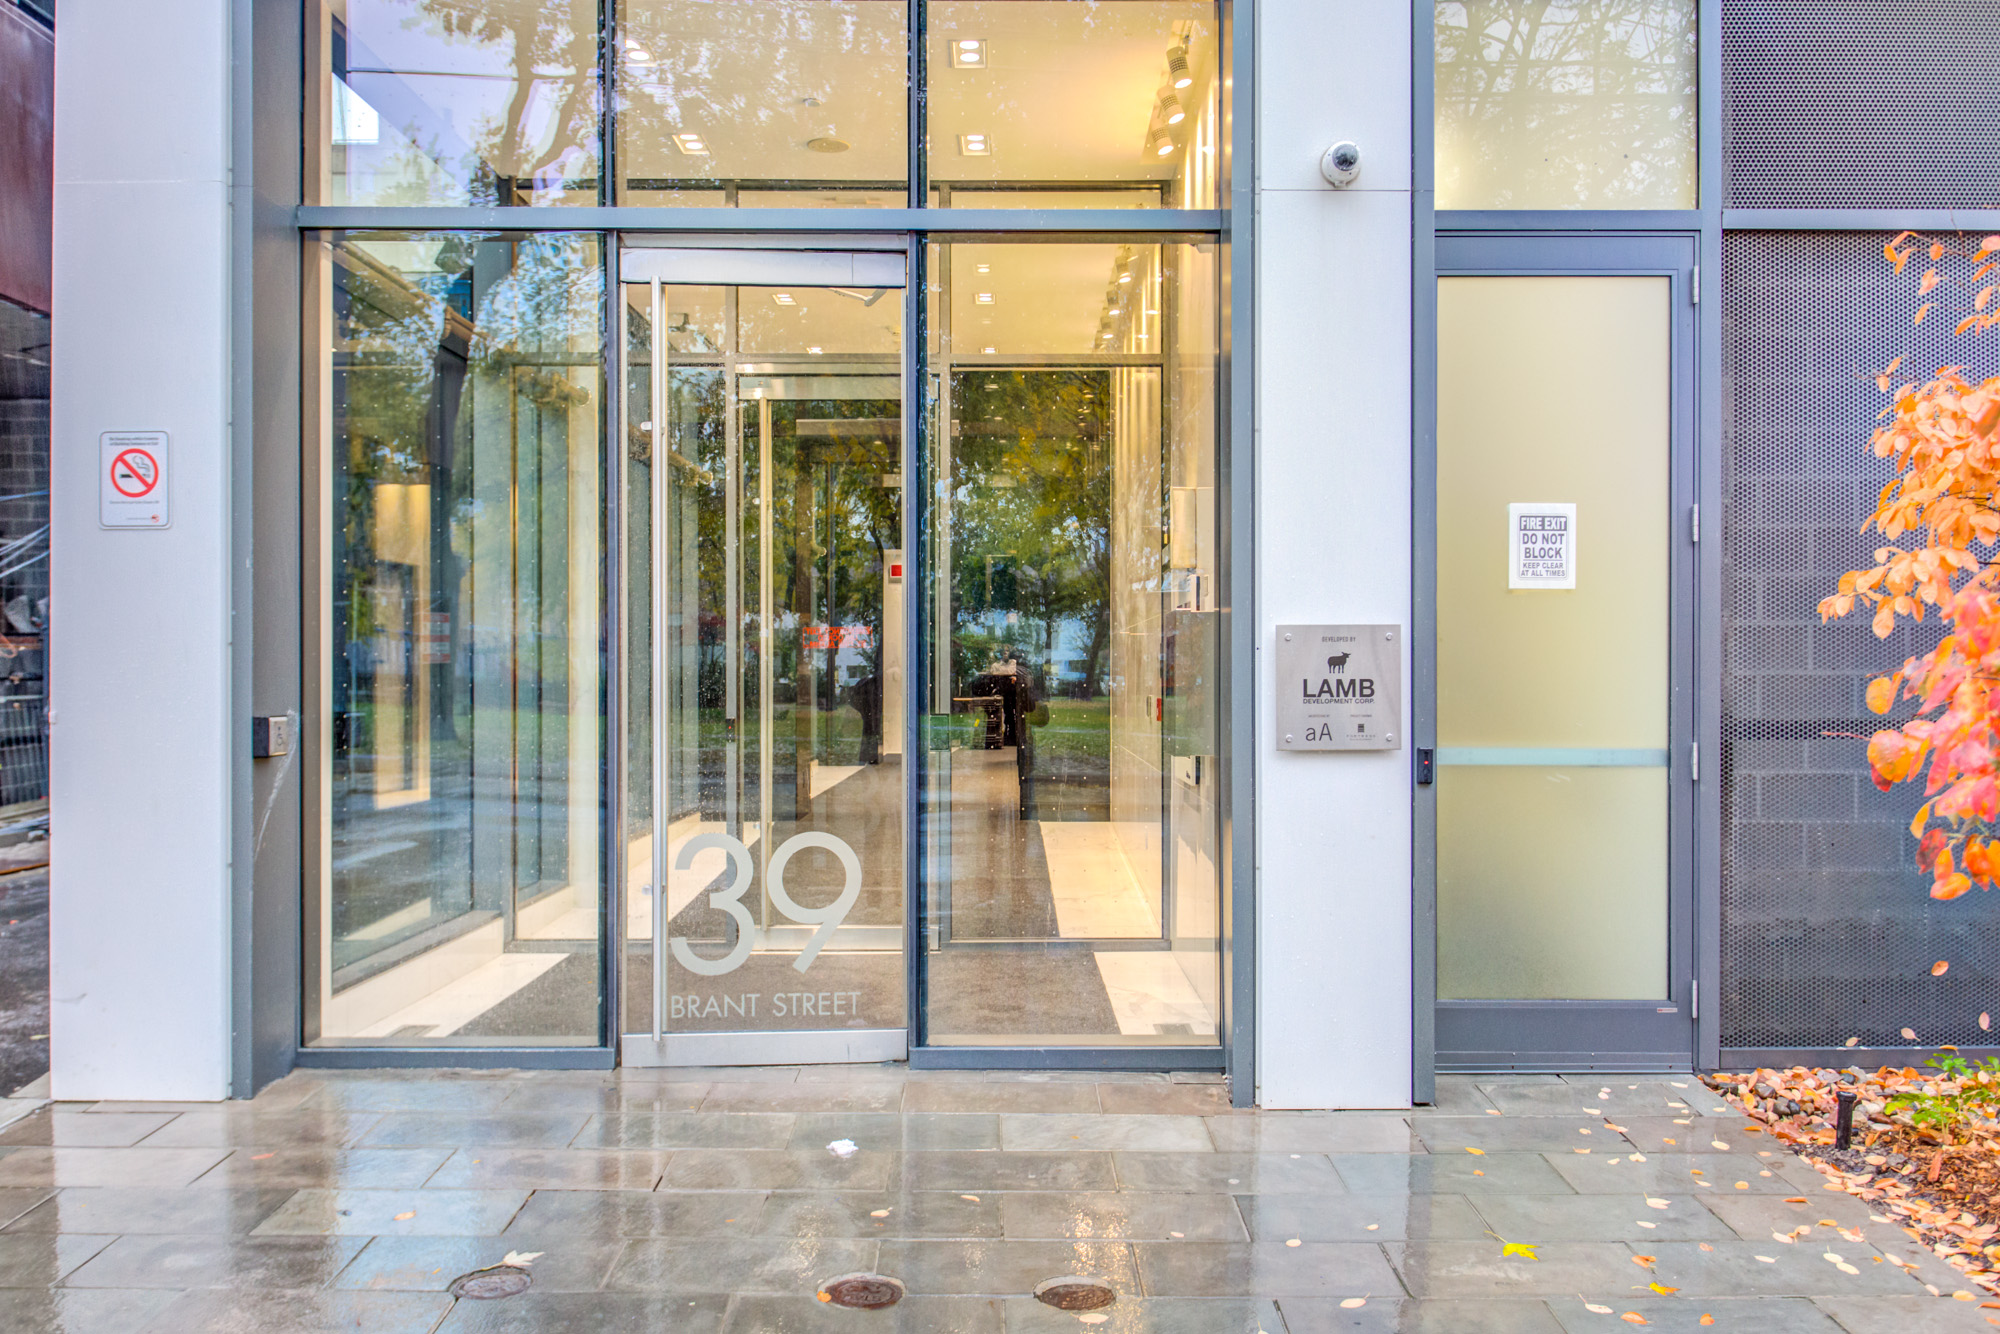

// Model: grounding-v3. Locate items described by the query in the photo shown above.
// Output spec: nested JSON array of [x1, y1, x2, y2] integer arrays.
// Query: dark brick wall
[[1721, 231, 2000, 1049]]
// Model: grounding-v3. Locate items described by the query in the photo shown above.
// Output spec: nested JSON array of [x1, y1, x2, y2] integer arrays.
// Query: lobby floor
[[0, 1068, 1985, 1332]]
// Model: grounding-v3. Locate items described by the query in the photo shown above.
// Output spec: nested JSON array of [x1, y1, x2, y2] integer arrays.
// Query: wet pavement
[[0, 866, 47, 1098], [0, 1067, 1987, 1332]]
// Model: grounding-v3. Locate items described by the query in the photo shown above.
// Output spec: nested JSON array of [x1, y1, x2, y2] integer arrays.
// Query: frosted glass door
[[1436, 275, 1671, 1002]]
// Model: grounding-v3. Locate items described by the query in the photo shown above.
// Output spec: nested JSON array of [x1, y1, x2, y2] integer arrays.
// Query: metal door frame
[[617, 241, 913, 1067], [1423, 231, 1701, 1072]]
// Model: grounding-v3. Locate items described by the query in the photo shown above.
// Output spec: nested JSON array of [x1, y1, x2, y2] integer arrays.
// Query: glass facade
[[311, 232, 607, 1045], [306, 1, 1229, 1056], [920, 239, 1221, 1044]]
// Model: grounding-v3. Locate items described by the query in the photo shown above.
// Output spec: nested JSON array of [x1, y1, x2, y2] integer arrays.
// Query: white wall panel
[[1254, 1, 1414, 1108], [50, 0, 234, 1101]]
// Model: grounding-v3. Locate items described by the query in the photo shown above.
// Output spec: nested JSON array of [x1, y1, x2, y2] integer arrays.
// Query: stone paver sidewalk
[[0, 1067, 1986, 1332]]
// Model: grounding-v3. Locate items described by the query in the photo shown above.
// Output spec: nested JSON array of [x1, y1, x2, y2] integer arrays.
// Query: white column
[[1254, 0, 1414, 1108], [50, 0, 234, 1100]]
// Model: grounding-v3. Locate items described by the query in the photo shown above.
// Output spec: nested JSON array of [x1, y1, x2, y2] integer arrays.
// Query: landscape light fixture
[[951, 37, 987, 68]]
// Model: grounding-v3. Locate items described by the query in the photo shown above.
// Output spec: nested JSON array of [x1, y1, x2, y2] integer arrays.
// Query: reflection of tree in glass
[[614, 0, 907, 185], [1435, 1, 1696, 208], [413, 1, 599, 201], [950, 371, 1112, 698]]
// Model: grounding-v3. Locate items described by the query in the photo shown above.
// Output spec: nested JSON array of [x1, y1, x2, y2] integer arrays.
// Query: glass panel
[[622, 273, 907, 1039], [1435, 275, 1671, 1000], [1434, 0, 1698, 210], [920, 240, 1220, 1045], [615, 0, 908, 206], [317, 232, 605, 1045], [928, 1, 1220, 206], [316, 0, 601, 207]]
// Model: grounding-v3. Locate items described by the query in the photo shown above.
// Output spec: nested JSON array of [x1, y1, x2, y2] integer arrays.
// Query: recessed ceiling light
[[975, 263, 991, 274], [673, 133, 709, 156], [975, 293, 994, 305], [982, 346, 997, 354], [951, 37, 987, 68], [807, 346, 823, 354], [959, 133, 991, 157], [773, 293, 796, 305], [1167, 45, 1192, 89]]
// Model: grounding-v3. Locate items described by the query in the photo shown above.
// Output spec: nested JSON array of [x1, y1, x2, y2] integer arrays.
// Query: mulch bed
[[1706, 1066, 2000, 1301]]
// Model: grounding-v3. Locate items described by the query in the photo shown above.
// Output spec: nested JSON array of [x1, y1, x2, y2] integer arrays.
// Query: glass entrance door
[[620, 247, 909, 1065], [1430, 234, 1697, 1070]]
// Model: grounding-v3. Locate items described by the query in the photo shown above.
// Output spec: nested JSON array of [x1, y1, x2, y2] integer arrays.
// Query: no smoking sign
[[100, 431, 170, 528]]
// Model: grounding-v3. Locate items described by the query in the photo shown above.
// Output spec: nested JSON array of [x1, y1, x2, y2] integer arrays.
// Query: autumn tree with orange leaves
[[1821, 230, 2000, 901]]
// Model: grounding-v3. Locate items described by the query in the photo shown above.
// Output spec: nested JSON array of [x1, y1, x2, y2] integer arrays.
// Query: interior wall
[[51, 0, 235, 1100], [1254, 0, 1414, 1108]]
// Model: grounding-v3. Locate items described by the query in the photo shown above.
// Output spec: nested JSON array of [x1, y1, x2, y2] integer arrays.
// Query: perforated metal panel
[[1723, 1, 2000, 208], [1722, 231, 2000, 1049]]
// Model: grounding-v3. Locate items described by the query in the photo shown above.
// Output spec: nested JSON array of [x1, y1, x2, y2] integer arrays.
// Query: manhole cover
[[447, 1265, 533, 1300], [820, 1272, 906, 1309], [1034, 1277, 1117, 1311]]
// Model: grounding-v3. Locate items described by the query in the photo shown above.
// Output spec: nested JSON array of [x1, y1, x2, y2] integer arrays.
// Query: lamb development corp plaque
[[1274, 625, 1401, 751]]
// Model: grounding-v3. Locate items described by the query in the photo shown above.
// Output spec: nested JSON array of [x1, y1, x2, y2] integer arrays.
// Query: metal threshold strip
[[1434, 747, 1668, 767]]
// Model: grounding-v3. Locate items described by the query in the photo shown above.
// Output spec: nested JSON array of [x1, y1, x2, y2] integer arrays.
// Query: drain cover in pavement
[[820, 1273, 906, 1309], [448, 1265, 534, 1299], [1033, 1277, 1117, 1311]]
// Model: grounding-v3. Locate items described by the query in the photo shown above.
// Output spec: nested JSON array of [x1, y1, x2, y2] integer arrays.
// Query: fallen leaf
[[1366, 1224, 1379, 1231], [1168, 1231, 1183, 1239], [1903, 1028, 1919, 1040], [1700, 1316, 1715, 1326], [499, 1251, 542, 1268], [1785, 1197, 1808, 1204], [870, 1209, 890, 1218], [1646, 1198, 1670, 1209], [1985, 1013, 1993, 1032], [1712, 1141, 1731, 1150], [1474, 1169, 1484, 1176], [1699, 1243, 1714, 1252], [1650, 1282, 1679, 1294], [1501, 1242, 1539, 1260], [826, 1139, 858, 1158], [817, 1293, 832, 1303], [1775, 1229, 1798, 1243], [1846, 1037, 1861, 1047], [1465, 1147, 1485, 1155], [1585, 1303, 1614, 1314], [250, 1152, 274, 1160], [1756, 1255, 1777, 1263], [1621, 1315, 1649, 1326], [1285, 1238, 1301, 1248], [1632, 1254, 1657, 1268], [960, 1194, 979, 1202], [1339, 1298, 1366, 1309], [1637, 1221, 1657, 1229], [1630, 1153, 1648, 1162], [393, 1211, 415, 1221]]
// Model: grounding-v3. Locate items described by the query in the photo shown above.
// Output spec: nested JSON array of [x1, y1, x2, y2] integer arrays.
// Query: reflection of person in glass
[[963, 652, 1047, 817], [851, 671, 882, 765]]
